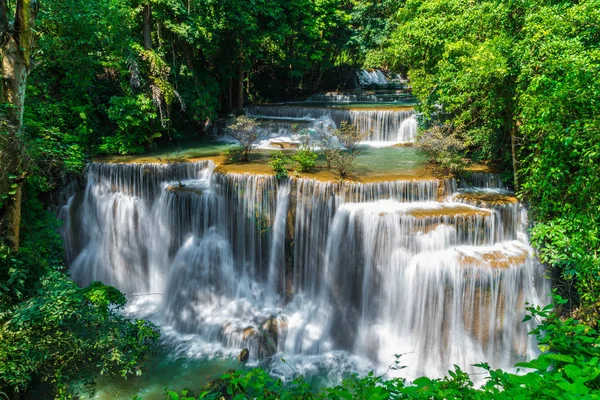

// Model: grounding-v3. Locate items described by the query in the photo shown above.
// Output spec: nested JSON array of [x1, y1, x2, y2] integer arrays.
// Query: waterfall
[[461, 172, 506, 189], [307, 93, 412, 103], [247, 106, 417, 143], [357, 70, 389, 86], [268, 179, 291, 296], [318, 200, 541, 375], [62, 162, 549, 381]]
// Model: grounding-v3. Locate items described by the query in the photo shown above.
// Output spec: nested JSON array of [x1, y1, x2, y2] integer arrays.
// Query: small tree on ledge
[[225, 115, 260, 161], [324, 121, 369, 179]]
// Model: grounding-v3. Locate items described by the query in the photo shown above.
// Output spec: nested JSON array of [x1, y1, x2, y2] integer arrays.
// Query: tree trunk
[[237, 59, 244, 114], [314, 66, 324, 92], [0, 0, 37, 251], [142, 3, 152, 51]]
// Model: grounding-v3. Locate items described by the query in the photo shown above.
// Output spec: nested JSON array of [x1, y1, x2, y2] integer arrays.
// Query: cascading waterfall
[[318, 200, 542, 376], [246, 105, 417, 143], [461, 172, 507, 189], [357, 69, 389, 86], [242, 68, 415, 147], [307, 93, 412, 103], [62, 161, 549, 381]]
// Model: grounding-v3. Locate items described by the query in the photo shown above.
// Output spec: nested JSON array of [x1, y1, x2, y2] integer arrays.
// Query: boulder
[[238, 348, 250, 363], [258, 317, 279, 359]]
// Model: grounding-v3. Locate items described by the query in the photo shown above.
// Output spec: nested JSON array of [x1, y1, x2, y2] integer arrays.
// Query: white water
[[246, 106, 417, 144], [357, 70, 389, 86], [62, 161, 549, 382], [238, 68, 415, 148], [307, 93, 411, 103]]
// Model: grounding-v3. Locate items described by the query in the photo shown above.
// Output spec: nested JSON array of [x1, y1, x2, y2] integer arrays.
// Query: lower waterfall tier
[[60, 161, 549, 381]]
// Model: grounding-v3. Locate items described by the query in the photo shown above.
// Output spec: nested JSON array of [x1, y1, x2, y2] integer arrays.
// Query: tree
[[417, 124, 467, 175], [389, 0, 520, 182], [385, 0, 600, 317], [325, 121, 367, 179], [225, 115, 260, 161], [0, 0, 39, 251]]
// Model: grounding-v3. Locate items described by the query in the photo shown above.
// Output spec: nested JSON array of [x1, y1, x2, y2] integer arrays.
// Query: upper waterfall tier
[[61, 161, 549, 381], [246, 105, 417, 143], [307, 92, 414, 104], [357, 69, 389, 86]]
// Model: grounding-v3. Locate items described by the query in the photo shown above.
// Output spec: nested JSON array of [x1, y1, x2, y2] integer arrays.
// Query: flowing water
[[307, 92, 413, 103], [357, 69, 389, 86], [246, 105, 417, 144], [242, 69, 416, 147], [61, 160, 549, 391]]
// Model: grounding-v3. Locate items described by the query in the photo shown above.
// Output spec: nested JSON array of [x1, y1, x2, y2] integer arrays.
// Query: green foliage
[[0, 191, 159, 398], [102, 95, 160, 155], [348, 0, 403, 69], [292, 148, 318, 173], [515, 1, 600, 318], [389, 0, 517, 174], [269, 151, 292, 179]]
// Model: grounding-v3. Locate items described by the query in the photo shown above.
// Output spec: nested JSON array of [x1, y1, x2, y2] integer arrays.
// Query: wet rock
[[270, 140, 299, 149], [238, 348, 249, 363], [242, 327, 257, 340], [258, 317, 279, 359]]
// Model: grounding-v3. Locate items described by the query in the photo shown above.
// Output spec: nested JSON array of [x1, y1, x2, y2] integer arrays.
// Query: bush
[[293, 148, 318, 173], [269, 151, 292, 179], [102, 94, 160, 155], [417, 124, 468, 175]]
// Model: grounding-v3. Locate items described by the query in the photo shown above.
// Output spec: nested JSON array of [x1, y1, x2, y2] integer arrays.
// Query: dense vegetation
[[1, 0, 599, 398], [387, 0, 600, 324]]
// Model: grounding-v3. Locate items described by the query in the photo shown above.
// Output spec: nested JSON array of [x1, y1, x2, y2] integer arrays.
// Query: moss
[[460, 249, 529, 269], [456, 192, 518, 206], [408, 205, 492, 219]]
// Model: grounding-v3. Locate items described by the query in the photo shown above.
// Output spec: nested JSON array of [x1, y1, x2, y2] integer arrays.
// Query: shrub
[[269, 151, 292, 179], [417, 124, 468, 175], [225, 116, 260, 162], [293, 148, 318, 173], [102, 94, 160, 155], [324, 122, 368, 179]]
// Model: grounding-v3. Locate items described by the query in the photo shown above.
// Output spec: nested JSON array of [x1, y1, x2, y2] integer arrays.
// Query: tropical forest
[[1, 0, 599, 398]]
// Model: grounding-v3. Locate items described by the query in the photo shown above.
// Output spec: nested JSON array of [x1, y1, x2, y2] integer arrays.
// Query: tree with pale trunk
[[1, 0, 38, 251]]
